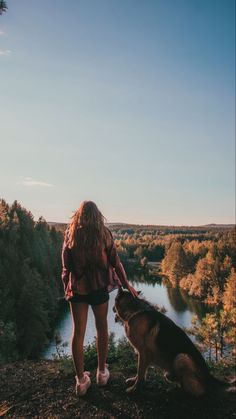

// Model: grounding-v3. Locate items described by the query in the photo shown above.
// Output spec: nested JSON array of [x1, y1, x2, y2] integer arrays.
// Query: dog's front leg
[[126, 375, 137, 386], [126, 353, 148, 393]]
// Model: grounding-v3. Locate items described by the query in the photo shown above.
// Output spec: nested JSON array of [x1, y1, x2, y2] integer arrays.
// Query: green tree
[[16, 263, 49, 358], [140, 256, 148, 268], [0, 0, 7, 15], [0, 199, 63, 362], [0, 321, 18, 363]]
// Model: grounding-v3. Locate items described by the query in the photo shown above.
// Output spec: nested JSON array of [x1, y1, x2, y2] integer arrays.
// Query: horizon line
[[47, 221, 235, 228]]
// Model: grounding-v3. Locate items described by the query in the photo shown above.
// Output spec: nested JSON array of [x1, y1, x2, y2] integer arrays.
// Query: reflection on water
[[43, 290, 124, 359], [163, 280, 207, 319], [43, 273, 209, 359]]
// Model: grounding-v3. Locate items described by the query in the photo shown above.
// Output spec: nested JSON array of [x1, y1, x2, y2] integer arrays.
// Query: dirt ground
[[0, 360, 235, 419]]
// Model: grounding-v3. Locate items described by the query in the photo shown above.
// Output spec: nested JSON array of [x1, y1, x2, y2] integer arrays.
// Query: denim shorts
[[68, 288, 109, 306]]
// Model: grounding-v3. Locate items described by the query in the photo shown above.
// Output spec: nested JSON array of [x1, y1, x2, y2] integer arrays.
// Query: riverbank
[[1, 343, 235, 419]]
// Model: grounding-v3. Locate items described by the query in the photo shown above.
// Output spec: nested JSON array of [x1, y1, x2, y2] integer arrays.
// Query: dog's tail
[[208, 374, 236, 394]]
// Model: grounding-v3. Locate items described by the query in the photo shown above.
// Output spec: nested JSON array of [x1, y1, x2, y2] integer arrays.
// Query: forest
[[110, 224, 236, 307], [110, 225, 236, 361], [0, 199, 63, 363], [0, 199, 235, 364]]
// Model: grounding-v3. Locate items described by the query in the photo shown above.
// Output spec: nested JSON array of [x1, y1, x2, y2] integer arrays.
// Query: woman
[[61, 201, 138, 396]]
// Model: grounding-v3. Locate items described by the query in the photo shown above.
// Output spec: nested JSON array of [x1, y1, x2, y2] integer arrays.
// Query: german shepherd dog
[[113, 288, 235, 397]]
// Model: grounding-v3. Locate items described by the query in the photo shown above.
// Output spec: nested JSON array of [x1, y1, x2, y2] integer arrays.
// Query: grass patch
[[54, 332, 136, 376]]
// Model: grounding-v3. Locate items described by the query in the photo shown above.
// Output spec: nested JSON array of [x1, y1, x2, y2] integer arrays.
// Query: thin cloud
[[0, 30, 6, 36], [0, 49, 11, 56], [17, 177, 55, 188]]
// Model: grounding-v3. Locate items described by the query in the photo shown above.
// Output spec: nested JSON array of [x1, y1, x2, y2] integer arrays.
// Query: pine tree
[[0, 1, 7, 15], [223, 269, 236, 311], [0, 200, 63, 362]]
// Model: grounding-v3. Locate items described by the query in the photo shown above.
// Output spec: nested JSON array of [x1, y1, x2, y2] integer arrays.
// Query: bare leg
[[69, 302, 88, 380], [92, 301, 109, 372]]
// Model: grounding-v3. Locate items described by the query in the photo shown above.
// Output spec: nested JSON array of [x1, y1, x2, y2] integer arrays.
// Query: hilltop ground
[[0, 359, 235, 419]]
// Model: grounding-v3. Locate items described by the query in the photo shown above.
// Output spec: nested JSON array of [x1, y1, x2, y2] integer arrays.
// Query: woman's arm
[[61, 238, 72, 293], [106, 230, 138, 297]]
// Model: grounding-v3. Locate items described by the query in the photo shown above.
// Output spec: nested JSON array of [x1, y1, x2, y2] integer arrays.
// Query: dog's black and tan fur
[[114, 288, 235, 397]]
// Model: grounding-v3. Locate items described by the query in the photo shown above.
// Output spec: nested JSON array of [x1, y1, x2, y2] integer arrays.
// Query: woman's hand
[[126, 283, 139, 298], [116, 261, 139, 298]]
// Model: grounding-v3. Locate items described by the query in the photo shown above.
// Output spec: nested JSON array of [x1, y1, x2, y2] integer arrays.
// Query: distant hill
[[201, 223, 235, 228], [48, 221, 235, 234]]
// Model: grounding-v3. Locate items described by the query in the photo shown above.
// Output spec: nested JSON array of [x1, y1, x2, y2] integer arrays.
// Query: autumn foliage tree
[[223, 269, 236, 311], [161, 241, 189, 286], [189, 307, 236, 362]]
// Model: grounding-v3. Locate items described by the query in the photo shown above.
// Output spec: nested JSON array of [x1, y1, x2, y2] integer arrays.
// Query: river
[[43, 271, 208, 359]]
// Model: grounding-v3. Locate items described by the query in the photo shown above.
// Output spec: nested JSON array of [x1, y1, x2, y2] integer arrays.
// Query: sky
[[0, 0, 235, 225]]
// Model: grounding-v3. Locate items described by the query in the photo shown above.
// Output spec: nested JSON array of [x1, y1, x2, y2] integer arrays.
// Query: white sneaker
[[96, 364, 110, 386], [75, 372, 91, 396]]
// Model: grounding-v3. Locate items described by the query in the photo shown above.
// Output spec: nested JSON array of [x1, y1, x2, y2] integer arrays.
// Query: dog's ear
[[118, 287, 124, 295]]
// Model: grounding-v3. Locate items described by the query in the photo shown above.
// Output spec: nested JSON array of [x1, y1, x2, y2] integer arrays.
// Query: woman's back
[[69, 226, 113, 294]]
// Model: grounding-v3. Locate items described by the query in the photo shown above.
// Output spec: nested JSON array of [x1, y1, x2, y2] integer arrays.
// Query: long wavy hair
[[67, 201, 107, 263]]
